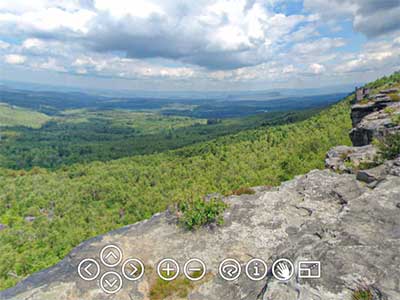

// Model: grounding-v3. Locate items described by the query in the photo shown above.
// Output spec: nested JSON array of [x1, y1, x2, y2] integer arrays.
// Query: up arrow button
[[100, 245, 123, 267]]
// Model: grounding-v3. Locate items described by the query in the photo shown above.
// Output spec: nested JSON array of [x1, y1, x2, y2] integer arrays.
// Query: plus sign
[[162, 263, 175, 277]]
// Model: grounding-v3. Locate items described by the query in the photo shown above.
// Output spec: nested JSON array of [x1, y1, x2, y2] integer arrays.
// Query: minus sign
[[188, 268, 202, 272]]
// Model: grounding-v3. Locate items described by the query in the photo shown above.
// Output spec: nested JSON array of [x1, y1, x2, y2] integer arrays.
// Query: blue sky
[[0, 0, 399, 91]]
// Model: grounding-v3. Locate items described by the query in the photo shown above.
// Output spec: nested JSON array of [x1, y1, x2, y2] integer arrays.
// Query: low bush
[[352, 288, 373, 300], [149, 275, 193, 300], [384, 107, 395, 114], [391, 114, 400, 125], [177, 197, 228, 230], [377, 133, 400, 160], [388, 93, 400, 102]]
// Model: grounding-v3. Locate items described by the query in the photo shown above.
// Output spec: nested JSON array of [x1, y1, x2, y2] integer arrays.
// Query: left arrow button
[[78, 259, 100, 281]]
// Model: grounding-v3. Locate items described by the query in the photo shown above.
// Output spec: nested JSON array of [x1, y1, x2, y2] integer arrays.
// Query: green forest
[[0, 95, 352, 290], [9, 70, 400, 291], [0, 108, 319, 169]]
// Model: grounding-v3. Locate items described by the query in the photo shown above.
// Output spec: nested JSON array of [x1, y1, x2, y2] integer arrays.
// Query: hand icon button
[[272, 258, 294, 281]]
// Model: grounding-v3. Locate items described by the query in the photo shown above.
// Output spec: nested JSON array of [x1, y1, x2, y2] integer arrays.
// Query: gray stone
[[24, 216, 36, 223], [351, 101, 391, 127], [356, 164, 388, 184], [1, 169, 399, 300], [387, 156, 400, 177], [355, 87, 370, 102], [325, 145, 377, 173], [350, 102, 400, 146], [380, 88, 399, 94]]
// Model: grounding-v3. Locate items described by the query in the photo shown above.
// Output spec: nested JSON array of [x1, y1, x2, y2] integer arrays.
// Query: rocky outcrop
[[325, 145, 377, 173], [350, 88, 400, 146], [350, 102, 400, 146], [327, 86, 400, 172], [0, 168, 399, 300], [1, 86, 399, 300], [350, 100, 392, 127]]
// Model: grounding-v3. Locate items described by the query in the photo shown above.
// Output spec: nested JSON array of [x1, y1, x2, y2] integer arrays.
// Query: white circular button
[[122, 258, 145, 281], [100, 271, 123, 294], [100, 244, 123, 267], [157, 258, 180, 281], [245, 258, 268, 281], [183, 258, 206, 281], [272, 258, 294, 281], [219, 258, 241, 281], [78, 258, 100, 281]]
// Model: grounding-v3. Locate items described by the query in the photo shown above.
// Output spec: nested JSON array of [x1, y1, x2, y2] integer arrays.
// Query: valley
[[0, 89, 352, 290]]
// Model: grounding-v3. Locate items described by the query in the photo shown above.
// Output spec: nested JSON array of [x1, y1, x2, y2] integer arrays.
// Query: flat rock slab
[[1, 169, 399, 300]]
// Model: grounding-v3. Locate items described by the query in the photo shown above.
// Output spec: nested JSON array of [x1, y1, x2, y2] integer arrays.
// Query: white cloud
[[94, 0, 165, 18], [35, 58, 67, 72], [0, 0, 316, 70], [0, 40, 9, 49], [293, 38, 346, 55], [305, 0, 400, 37], [308, 63, 325, 74], [4, 54, 26, 64], [0, 3, 95, 35], [0, 0, 399, 89], [22, 38, 44, 49]]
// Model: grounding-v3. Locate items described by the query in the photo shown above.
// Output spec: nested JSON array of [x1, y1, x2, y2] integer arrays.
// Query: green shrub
[[178, 197, 228, 230], [384, 107, 395, 115], [391, 114, 400, 125], [377, 133, 400, 160], [352, 288, 373, 300], [149, 275, 193, 300], [388, 93, 400, 102], [358, 99, 371, 105]]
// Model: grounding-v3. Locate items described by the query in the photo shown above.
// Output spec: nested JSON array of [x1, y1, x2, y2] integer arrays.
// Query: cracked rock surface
[[1, 168, 399, 300]]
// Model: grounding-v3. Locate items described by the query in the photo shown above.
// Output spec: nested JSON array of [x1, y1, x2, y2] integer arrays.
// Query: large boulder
[[350, 102, 400, 146], [351, 100, 392, 127], [1, 169, 399, 300]]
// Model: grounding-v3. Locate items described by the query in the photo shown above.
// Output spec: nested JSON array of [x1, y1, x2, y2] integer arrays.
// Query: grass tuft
[[352, 288, 373, 300], [177, 197, 228, 230]]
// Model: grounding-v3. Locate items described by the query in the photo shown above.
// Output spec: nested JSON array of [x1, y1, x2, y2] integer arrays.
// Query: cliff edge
[[1, 87, 399, 300]]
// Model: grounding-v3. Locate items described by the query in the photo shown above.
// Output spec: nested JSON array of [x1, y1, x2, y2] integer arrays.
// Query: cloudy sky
[[0, 0, 399, 91]]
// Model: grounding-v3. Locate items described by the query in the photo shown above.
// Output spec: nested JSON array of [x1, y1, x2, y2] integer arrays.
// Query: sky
[[0, 0, 399, 91]]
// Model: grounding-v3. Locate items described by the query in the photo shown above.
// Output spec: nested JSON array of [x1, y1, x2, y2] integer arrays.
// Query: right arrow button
[[122, 258, 145, 281]]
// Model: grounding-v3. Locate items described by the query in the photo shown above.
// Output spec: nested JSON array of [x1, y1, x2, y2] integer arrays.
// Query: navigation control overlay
[[77, 244, 321, 294]]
